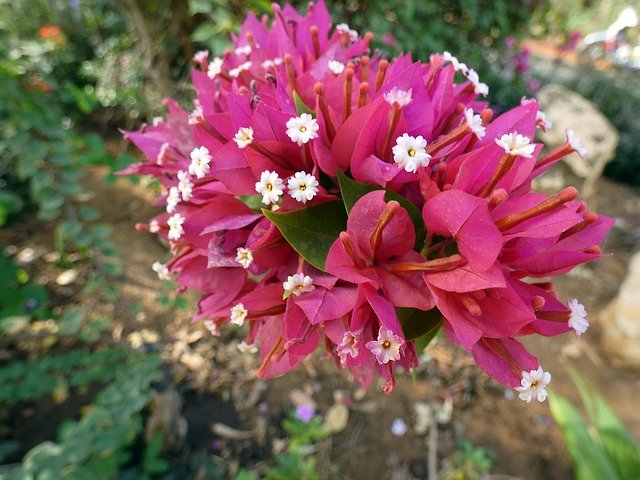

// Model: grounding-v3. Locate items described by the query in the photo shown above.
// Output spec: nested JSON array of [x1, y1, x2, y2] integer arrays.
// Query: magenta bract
[[122, 1, 611, 400]]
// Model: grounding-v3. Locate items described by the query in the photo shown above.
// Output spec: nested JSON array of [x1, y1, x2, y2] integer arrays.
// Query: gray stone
[[599, 250, 640, 369], [537, 84, 619, 197]]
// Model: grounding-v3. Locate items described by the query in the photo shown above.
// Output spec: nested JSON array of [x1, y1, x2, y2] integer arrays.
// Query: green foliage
[[236, 412, 329, 480], [189, 0, 272, 54], [397, 307, 443, 343], [263, 201, 348, 271], [0, 251, 49, 323], [549, 370, 640, 480], [444, 440, 495, 480], [316, 0, 548, 109], [0, 347, 150, 406], [0, 351, 164, 480]]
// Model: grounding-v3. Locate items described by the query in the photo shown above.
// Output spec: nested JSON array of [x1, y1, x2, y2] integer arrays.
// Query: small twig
[[428, 421, 438, 480]]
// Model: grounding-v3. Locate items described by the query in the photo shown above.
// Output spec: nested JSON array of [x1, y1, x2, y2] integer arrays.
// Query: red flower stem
[[559, 212, 597, 240], [360, 55, 370, 83], [310, 26, 321, 58], [344, 68, 354, 122], [370, 201, 400, 253], [357, 82, 369, 108], [387, 254, 465, 273], [495, 187, 579, 231], [380, 104, 401, 161], [476, 154, 515, 198], [375, 60, 388, 92], [257, 336, 284, 377], [249, 142, 290, 169]]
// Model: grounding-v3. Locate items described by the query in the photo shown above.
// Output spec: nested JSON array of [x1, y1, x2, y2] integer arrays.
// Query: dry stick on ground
[[428, 420, 438, 480]]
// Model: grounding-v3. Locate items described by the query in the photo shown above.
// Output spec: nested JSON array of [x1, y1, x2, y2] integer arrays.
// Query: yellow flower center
[[299, 183, 307, 191], [531, 380, 538, 390], [382, 340, 391, 349], [299, 126, 307, 132], [408, 148, 416, 157], [267, 183, 273, 191]]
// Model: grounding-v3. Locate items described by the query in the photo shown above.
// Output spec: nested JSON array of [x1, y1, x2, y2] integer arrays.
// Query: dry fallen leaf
[[322, 402, 349, 434]]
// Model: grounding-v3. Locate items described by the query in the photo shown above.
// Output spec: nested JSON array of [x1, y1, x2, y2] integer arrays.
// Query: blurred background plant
[[550, 370, 640, 480]]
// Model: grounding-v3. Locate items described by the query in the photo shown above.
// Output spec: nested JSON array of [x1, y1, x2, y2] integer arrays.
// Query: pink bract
[[122, 1, 611, 398]]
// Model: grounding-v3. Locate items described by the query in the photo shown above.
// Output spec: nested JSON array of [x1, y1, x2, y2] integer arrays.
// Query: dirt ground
[[3, 160, 640, 479]]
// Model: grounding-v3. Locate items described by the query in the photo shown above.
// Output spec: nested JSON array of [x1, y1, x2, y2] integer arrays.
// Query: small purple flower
[[295, 404, 316, 423]]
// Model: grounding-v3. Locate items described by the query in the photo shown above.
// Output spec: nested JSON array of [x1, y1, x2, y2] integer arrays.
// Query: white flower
[[237, 341, 258, 354], [383, 87, 413, 107], [466, 69, 489, 96], [464, 108, 485, 139], [235, 247, 253, 269], [337, 331, 360, 364], [536, 110, 552, 131], [203, 318, 220, 336], [207, 57, 223, 79], [255, 170, 285, 205], [234, 126, 254, 148], [391, 418, 407, 437], [193, 50, 209, 63], [392, 133, 431, 173], [285, 113, 320, 146], [262, 57, 283, 69], [156, 142, 170, 165], [188, 103, 204, 125], [282, 273, 315, 298], [152, 116, 164, 126], [516, 367, 551, 403], [188, 146, 212, 179], [568, 298, 589, 336], [234, 45, 252, 56], [167, 213, 185, 240], [177, 171, 193, 201], [442, 51, 468, 73], [328, 60, 345, 74], [442, 51, 456, 62], [566, 129, 587, 158], [229, 61, 252, 78], [287, 171, 319, 203], [230, 303, 248, 326], [336, 23, 358, 42], [149, 219, 160, 233], [495, 132, 535, 158], [456, 62, 469, 74], [165, 186, 180, 213], [152, 261, 171, 280], [365, 327, 404, 364]]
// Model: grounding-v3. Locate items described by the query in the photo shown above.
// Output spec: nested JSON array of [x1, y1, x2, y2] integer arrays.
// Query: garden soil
[[3, 163, 639, 479]]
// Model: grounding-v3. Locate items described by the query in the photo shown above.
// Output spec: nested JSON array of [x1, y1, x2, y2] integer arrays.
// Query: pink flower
[[366, 327, 404, 364], [121, 0, 612, 400]]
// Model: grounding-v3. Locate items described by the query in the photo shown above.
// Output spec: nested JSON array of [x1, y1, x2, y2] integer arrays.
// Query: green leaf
[[335, 170, 426, 250], [336, 169, 377, 213], [293, 91, 314, 115], [58, 308, 85, 335], [263, 201, 347, 271], [192, 23, 217, 43], [549, 392, 621, 480], [569, 369, 640, 480], [397, 307, 443, 342], [238, 194, 264, 211]]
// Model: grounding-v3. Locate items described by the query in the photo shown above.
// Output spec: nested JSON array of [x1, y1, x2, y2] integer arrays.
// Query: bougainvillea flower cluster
[[122, 1, 612, 401]]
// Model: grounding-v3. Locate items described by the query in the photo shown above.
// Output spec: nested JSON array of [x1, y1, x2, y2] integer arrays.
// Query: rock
[[599, 251, 640, 369], [536, 84, 619, 197]]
